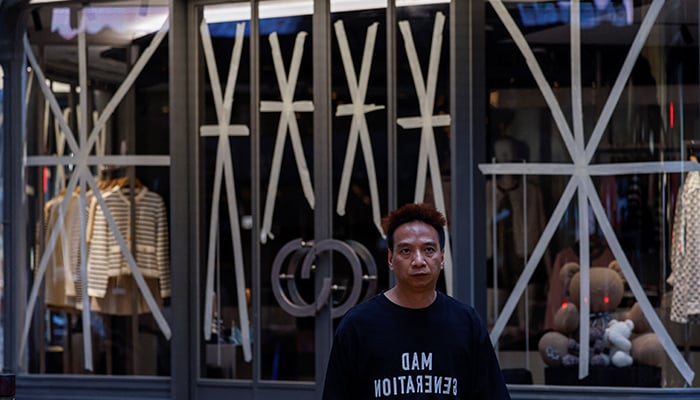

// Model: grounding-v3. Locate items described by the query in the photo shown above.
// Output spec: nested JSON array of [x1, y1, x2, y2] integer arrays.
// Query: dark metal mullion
[[386, 0, 397, 212], [386, 0, 397, 286], [250, 0, 262, 390], [5, 5, 28, 372], [170, 0, 193, 397], [450, 0, 486, 314], [313, 0, 332, 396]]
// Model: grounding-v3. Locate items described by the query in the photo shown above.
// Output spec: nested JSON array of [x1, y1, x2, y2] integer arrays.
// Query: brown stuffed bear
[[539, 260, 627, 367], [624, 302, 664, 367]]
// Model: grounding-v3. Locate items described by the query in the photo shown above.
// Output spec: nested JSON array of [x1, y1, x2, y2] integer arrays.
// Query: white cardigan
[[87, 186, 171, 299]]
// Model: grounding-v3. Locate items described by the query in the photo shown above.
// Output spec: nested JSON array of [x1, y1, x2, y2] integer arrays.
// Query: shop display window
[[256, 1, 316, 381], [197, 1, 255, 381], [484, 0, 700, 388], [22, 3, 171, 375]]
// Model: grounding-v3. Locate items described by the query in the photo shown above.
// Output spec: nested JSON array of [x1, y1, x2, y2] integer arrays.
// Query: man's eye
[[425, 247, 435, 254]]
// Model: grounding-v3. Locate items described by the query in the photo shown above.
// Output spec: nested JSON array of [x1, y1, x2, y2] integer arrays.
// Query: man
[[323, 203, 510, 399]]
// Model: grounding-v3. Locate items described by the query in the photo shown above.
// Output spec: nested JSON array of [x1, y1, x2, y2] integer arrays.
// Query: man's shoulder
[[344, 293, 387, 317], [335, 293, 389, 328]]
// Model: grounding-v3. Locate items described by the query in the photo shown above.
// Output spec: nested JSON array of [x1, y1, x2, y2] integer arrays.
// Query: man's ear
[[387, 249, 394, 271]]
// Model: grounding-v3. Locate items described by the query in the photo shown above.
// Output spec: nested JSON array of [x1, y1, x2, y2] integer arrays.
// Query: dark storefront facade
[[1, 0, 700, 399]]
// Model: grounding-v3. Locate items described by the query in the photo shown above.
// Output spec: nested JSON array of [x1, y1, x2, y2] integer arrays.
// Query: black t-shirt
[[322, 291, 511, 399]]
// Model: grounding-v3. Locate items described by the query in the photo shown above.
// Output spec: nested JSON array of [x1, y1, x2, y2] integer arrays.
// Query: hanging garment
[[87, 186, 171, 301], [668, 171, 700, 324], [43, 192, 84, 310]]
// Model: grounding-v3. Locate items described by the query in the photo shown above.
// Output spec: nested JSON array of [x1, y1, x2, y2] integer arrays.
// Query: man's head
[[382, 203, 446, 252], [382, 203, 446, 294]]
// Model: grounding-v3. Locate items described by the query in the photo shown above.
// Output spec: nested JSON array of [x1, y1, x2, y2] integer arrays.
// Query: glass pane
[[330, 3, 388, 323], [485, 0, 700, 388], [396, 2, 451, 292], [24, 3, 171, 375], [258, 0, 315, 382], [198, 2, 253, 380]]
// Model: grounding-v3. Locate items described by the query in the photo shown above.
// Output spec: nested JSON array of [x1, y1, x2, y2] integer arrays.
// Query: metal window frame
[[4, 0, 700, 398]]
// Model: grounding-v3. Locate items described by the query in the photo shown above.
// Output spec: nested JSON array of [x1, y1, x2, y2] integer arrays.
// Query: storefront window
[[257, 0, 315, 382], [484, 0, 699, 388], [22, 3, 171, 375], [197, 2, 254, 380]]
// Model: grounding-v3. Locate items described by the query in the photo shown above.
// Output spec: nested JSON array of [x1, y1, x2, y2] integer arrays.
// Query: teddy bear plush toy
[[539, 259, 667, 372], [538, 260, 628, 368], [604, 319, 634, 367]]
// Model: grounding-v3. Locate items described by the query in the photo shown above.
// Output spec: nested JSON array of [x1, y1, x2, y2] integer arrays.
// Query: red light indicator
[[670, 102, 675, 129]]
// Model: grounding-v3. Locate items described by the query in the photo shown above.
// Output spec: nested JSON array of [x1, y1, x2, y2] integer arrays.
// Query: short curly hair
[[382, 203, 446, 251]]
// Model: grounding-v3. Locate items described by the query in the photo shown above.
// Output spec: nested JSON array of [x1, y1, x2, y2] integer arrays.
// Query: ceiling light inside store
[[204, 0, 448, 23]]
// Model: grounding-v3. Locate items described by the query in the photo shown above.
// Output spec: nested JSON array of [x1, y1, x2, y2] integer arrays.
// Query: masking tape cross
[[334, 20, 385, 238], [260, 31, 315, 243], [199, 20, 252, 361]]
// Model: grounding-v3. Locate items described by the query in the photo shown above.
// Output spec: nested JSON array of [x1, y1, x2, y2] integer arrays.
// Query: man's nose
[[412, 250, 426, 266]]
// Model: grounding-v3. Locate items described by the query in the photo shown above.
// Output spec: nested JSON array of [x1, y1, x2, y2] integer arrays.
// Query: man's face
[[388, 220, 444, 292]]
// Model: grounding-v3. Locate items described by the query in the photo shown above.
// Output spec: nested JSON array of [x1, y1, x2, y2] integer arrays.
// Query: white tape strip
[[589, 160, 700, 175], [576, 177, 591, 379], [53, 108, 69, 194], [26, 155, 171, 167], [78, 10, 88, 147], [200, 125, 250, 137], [396, 115, 451, 129], [571, 2, 584, 151], [78, 173, 93, 370]]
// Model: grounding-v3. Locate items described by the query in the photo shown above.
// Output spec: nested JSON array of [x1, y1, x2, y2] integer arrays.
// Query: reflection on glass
[[198, 2, 254, 380], [258, 0, 315, 382], [24, 4, 171, 375], [485, 0, 700, 388]]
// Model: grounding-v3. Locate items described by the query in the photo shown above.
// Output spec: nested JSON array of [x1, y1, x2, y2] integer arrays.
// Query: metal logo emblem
[[271, 238, 378, 318]]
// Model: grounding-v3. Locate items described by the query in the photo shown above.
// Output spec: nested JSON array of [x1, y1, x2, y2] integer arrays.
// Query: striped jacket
[[87, 186, 171, 299]]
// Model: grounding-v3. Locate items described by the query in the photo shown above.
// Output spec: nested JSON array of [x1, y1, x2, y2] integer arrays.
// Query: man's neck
[[384, 287, 437, 309]]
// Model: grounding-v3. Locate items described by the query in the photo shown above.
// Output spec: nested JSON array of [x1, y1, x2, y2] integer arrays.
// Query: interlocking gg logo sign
[[271, 239, 377, 318]]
